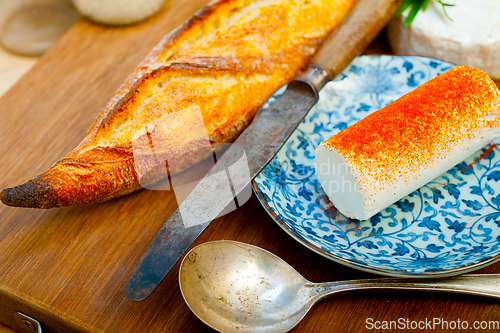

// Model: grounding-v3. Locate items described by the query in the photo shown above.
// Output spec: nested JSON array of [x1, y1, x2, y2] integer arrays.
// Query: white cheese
[[387, 0, 500, 79], [315, 135, 497, 221], [315, 66, 500, 221]]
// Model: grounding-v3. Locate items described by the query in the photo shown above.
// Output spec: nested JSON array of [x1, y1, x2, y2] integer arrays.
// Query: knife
[[126, 0, 404, 301]]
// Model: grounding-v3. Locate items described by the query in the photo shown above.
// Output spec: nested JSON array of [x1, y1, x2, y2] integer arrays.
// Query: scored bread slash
[[315, 66, 500, 221], [0, 0, 358, 209]]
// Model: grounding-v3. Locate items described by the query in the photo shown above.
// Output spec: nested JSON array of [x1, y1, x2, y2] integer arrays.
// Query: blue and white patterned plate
[[252, 55, 500, 278]]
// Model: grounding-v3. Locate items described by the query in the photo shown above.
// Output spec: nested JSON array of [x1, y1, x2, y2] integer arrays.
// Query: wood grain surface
[[0, 1, 499, 332]]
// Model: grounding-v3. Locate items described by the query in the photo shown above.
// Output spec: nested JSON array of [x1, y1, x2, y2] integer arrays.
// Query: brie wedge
[[387, 0, 500, 79]]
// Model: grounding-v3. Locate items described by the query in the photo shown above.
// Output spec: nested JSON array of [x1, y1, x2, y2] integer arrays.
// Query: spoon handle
[[310, 274, 500, 300]]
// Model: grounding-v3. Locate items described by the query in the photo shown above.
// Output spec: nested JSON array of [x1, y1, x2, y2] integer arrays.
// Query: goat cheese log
[[315, 66, 500, 220], [0, 0, 357, 208]]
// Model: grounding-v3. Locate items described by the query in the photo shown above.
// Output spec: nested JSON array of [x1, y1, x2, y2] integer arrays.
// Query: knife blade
[[126, 0, 404, 301]]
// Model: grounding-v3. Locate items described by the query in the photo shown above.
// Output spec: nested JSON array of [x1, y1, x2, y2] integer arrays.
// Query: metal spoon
[[179, 240, 500, 333]]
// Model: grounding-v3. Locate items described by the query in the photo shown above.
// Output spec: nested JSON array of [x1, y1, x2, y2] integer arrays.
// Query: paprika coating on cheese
[[316, 66, 500, 220], [324, 66, 500, 196]]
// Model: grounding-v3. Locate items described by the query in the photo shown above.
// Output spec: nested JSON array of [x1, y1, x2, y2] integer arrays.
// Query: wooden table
[[1, 1, 499, 332]]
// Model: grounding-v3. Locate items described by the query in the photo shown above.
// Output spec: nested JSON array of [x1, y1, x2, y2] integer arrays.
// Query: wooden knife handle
[[304, 0, 403, 89]]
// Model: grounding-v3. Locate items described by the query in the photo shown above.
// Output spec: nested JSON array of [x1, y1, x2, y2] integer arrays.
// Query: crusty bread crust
[[1, 0, 357, 208]]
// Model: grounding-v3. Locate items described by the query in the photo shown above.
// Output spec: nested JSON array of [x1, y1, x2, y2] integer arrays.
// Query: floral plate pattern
[[252, 55, 500, 277]]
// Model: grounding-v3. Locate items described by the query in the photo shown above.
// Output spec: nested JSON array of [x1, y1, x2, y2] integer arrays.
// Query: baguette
[[0, 0, 357, 208]]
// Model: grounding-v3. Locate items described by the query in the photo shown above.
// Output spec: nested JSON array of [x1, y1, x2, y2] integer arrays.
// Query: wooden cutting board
[[0, 0, 222, 331], [2, 1, 500, 332]]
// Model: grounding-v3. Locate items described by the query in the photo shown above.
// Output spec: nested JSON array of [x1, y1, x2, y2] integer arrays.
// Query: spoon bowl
[[179, 240, 500, 333], [180, 240, 313, 333]]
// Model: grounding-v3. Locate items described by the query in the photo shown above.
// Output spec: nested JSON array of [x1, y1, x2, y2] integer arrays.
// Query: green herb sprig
[[395, 0, 455, 28]]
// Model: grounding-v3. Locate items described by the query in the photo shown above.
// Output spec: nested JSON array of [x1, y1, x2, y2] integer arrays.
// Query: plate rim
[[252, 183, 500, 278], [251, 54, 500, 278]]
